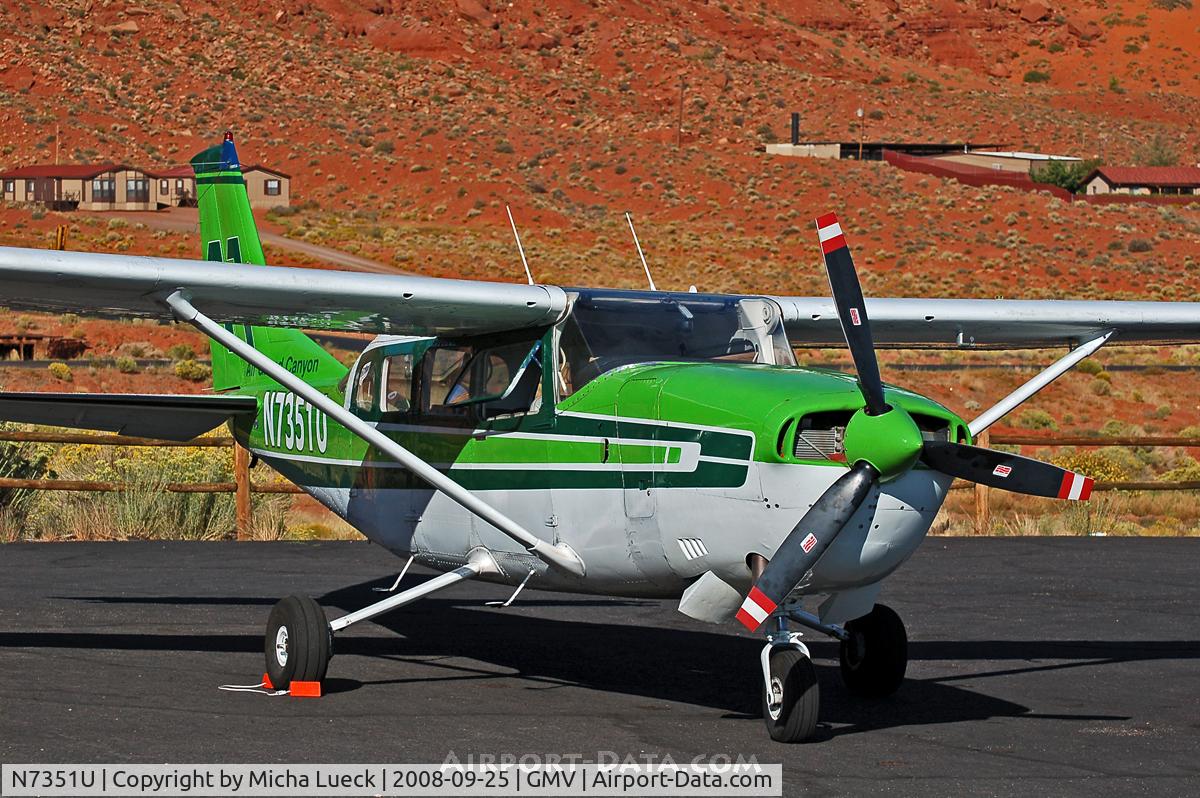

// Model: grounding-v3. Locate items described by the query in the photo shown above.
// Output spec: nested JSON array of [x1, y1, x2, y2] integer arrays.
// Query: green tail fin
[[191, 133, 347, 392]]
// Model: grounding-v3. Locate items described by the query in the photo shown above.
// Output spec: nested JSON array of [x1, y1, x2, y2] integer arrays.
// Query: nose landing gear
[[759, 603, 908, 743]]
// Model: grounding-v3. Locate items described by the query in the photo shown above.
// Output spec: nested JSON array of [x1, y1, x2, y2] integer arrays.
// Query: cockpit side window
[[420, 332, 547, 423]]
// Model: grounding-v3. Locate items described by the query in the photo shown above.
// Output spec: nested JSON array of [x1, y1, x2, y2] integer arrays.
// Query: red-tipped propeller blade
[[737, 461, 878, 632], [816, 212, 887, 416], [921, 440, 1094, 500]]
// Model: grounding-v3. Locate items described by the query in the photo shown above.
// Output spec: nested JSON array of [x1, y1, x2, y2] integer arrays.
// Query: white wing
[[0, 246, 566, 336], [772, 296, 1200, 348]]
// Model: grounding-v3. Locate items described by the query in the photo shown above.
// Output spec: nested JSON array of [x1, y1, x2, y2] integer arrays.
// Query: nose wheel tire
[[761, 647, 820, 743], [839, 603, 907, 698], [264, 595, 331, 690]]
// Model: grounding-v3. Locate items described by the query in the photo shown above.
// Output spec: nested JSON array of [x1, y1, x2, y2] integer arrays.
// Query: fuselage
[[235, 335, 966, 602]]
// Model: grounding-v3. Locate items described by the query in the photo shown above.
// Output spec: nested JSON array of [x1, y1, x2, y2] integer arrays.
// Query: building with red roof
[[1083, 165, 1200, 196], [1, 161, 290, 210]]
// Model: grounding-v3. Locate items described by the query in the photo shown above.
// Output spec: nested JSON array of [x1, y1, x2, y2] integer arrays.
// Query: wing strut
[[968, 330, 1114, 436], [163, 290, 586, 577]]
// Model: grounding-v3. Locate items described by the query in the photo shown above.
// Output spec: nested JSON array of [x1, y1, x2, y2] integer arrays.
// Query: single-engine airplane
[[2, 133, 1199, 742]]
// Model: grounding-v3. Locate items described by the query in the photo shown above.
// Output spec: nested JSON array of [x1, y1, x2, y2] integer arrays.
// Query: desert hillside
[[2, 0, 1198, 293]]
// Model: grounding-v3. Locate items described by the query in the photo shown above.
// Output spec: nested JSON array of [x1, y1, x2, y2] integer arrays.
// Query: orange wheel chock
[[289, 681, 322, 698]]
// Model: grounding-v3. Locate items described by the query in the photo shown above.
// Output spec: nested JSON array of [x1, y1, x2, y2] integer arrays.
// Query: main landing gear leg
[[263, 549, 499, 691], [837, 604, 908, 698], [788, 603, 907, 697]]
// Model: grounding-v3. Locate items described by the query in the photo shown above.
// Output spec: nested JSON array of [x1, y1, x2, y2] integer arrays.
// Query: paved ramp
[[0, 539, 1197, 796]]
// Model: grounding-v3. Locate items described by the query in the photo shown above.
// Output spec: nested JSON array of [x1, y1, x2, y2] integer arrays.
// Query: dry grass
[[936, 487, 1200, 536]]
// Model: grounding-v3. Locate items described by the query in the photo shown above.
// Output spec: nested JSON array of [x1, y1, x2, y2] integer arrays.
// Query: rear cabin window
[[381, 353, 414, 414], [353, 360, 376, 413]]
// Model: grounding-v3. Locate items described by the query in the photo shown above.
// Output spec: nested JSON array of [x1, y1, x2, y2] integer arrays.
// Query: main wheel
[[761, 647, 820, 743], [839, 603, 907, 698], [265, 595, 331, 690]]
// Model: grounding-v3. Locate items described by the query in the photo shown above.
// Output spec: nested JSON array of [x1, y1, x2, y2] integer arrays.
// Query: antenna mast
[[625, 212, 657, 291], [506, 205, 535, 285]]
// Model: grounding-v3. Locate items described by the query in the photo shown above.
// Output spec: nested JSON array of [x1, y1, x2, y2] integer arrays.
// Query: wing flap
[[0, 246, 567, 337], [0, 392, 257, 441]]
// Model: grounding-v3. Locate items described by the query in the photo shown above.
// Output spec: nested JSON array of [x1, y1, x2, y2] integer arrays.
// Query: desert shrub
[[1023, 70, 1051, 83], [1076, 358, 1103, 375], [115, 355, 139, 374], [1161, 457, 1200, 482], [1052, 450, 1128, 482], [1151, 0, 1191, 8], [174, 360, 211, 382], [373, 140, 394, 155], [1135, 133, 1178, 167], [1017, 409, 1058, 430], [0, 437, 51, 539], [1128, 239, 1154, 253], [1090, 378, 1112, 395], [166, 343, 195, 361], [1031, 158, 1101, 193], [47, 362, 72, 382]]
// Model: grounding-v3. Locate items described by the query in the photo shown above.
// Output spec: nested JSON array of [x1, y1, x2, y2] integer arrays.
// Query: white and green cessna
[[2, 134, 1199, 742]]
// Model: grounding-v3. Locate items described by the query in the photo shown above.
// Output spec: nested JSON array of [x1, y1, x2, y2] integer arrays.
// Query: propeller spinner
[[736, 213, 1095, 632]]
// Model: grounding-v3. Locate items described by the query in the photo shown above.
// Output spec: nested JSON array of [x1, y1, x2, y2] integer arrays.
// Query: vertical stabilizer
[[191, 133, 346, 392]]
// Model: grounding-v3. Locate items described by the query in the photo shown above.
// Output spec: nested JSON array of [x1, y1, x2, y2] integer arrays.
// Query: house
[[2, 161, 292, 210], [144, 164, 197, 207], [0, 163, 155, 211], [240, 165, 290, 208], [1082, 166, 1200, 196], [930, 150, 1082, 175]]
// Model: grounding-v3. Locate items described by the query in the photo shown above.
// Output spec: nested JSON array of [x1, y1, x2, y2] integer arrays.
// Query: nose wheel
[[264, 595, 332, 690], [761, 644, 820, 743]]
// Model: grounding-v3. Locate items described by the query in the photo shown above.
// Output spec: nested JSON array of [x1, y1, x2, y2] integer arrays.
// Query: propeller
[[735, 212, 1095, 632]]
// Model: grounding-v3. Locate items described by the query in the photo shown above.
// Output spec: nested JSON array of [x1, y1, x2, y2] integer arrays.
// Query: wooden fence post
[[234, 443, 251, 540], [974, 429, 990, 535]]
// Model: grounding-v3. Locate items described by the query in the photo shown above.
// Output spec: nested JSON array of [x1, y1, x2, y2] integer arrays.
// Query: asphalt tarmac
[[1, 539, 1198, 797]]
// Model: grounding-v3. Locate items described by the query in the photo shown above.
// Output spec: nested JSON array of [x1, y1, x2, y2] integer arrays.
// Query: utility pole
[[677, 74, 685, 149], [857, 107, 865, 160], [54, 122, 60, 165]]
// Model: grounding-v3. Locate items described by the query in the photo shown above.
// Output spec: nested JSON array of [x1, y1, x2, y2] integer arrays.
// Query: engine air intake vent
[[792, 410, 851, 460]]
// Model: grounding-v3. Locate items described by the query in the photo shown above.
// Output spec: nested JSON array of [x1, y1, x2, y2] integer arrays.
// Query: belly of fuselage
[[271, 447, 948, 602]]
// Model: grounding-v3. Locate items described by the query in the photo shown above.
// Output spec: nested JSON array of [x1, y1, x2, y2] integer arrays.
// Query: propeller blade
[[815, 212, 887, 416], [921, 440, 1094, 500], [737, 461, 878, 632]]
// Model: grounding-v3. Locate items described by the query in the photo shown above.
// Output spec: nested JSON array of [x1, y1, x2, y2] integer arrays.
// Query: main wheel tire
[[264, 595, 331, 690], [761, 647, 820, 743], [839, 603, 907, 699]]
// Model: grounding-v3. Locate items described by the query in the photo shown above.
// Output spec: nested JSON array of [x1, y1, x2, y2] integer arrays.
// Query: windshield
[[556, 289, 795, 397]]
